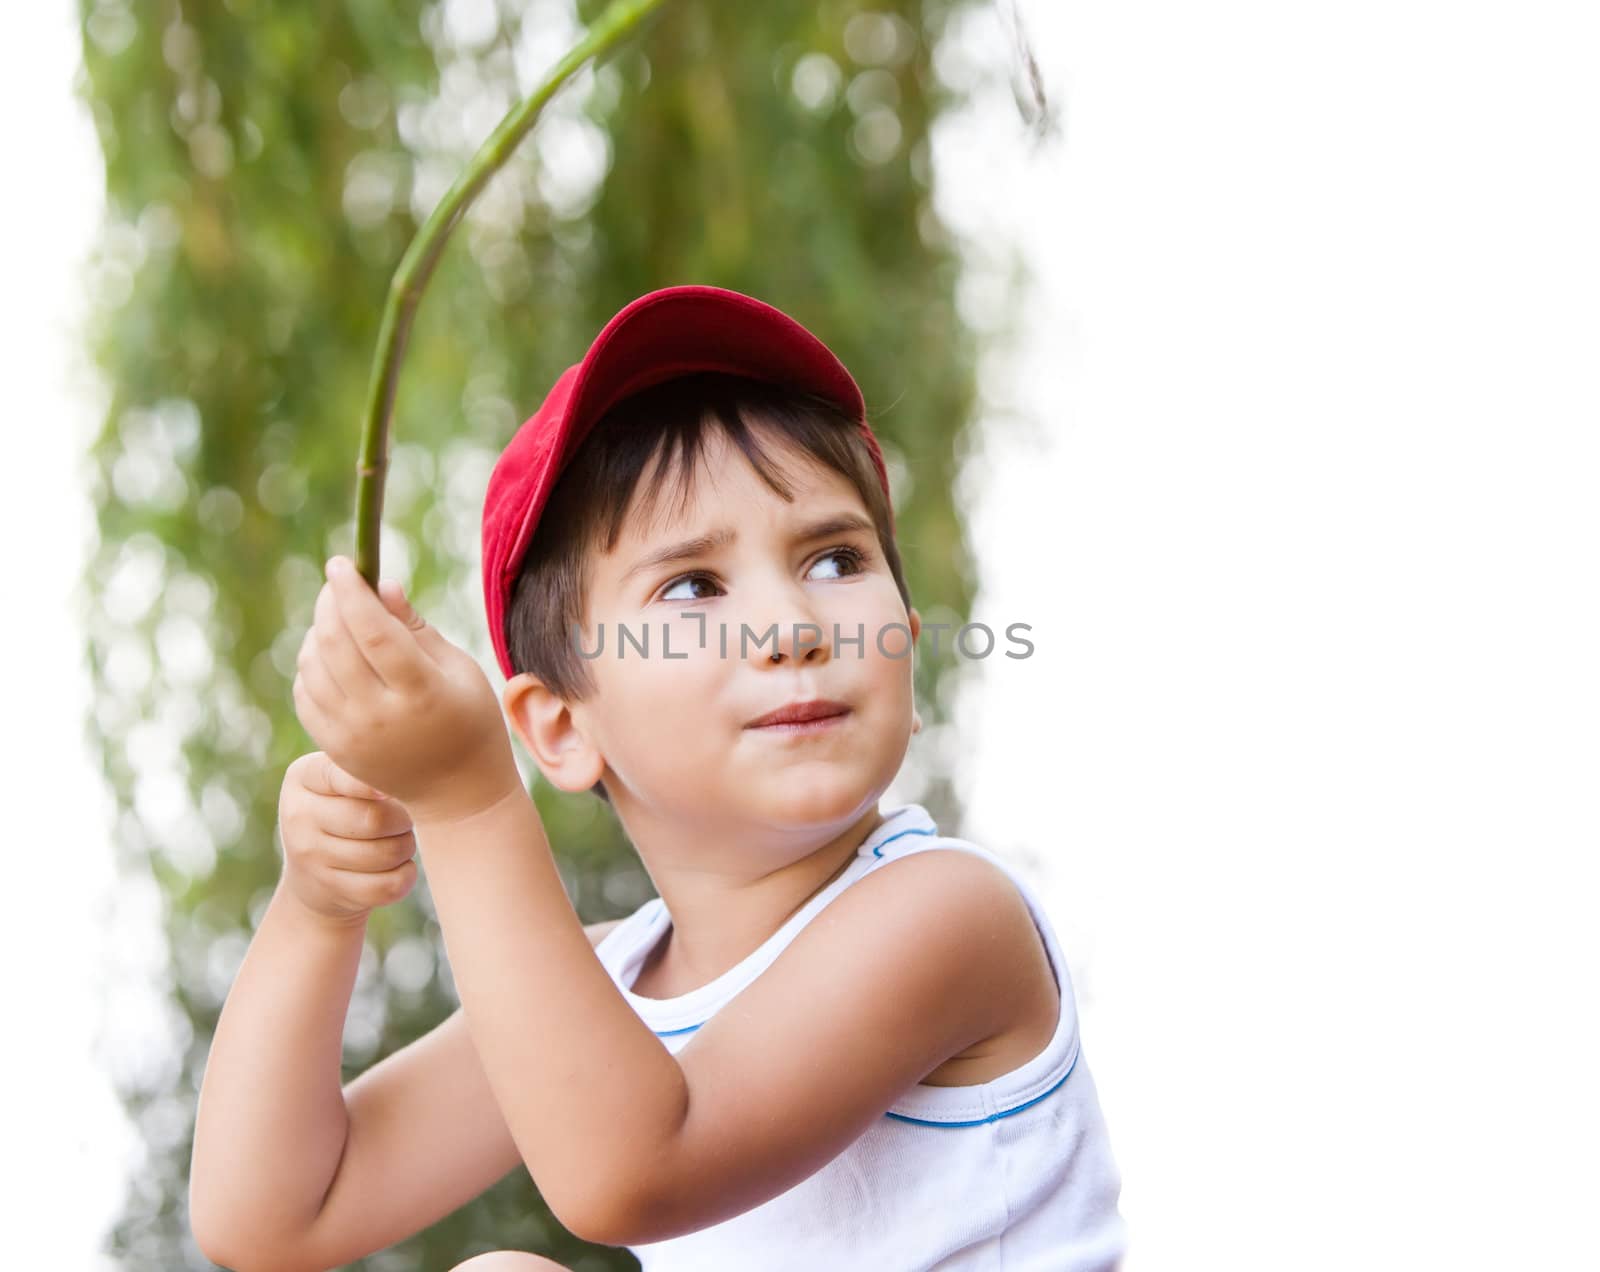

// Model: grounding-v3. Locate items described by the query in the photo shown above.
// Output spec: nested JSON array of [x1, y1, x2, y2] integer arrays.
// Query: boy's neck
[[618, 801, 888, 995]]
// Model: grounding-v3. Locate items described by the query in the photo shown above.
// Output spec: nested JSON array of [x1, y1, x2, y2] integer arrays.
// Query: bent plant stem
[[353, 0, 673, 586]]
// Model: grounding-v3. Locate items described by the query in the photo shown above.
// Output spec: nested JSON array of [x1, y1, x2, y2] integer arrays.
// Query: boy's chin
[[733, 765, 887, 830]]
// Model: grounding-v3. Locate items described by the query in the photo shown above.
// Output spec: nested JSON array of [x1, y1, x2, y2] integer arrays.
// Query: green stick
[[354, 0, 671, 586]]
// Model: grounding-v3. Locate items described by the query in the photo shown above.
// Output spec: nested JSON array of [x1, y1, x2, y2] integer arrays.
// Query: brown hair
[[504, 371, 911, 802]]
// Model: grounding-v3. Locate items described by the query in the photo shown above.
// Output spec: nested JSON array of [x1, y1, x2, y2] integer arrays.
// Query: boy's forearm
[[416, 787, 689, 1239], [189, 882, 364, 1263]]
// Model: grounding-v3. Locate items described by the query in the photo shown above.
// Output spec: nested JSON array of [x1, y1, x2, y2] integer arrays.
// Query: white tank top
[[592, 803, 1128, 1270]]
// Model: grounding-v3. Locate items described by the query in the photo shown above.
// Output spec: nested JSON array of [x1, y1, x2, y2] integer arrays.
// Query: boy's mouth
[[746, 698, 852, 732]]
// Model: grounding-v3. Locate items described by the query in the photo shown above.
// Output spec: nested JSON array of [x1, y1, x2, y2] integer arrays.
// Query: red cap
[[481, 284, 892, 679]]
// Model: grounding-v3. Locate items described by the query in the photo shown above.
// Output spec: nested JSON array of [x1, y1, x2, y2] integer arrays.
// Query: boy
[[191, 285, 1126, 1270]]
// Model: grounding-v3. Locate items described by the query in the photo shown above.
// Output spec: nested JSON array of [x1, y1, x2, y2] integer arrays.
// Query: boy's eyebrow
[[619, 512, 877, 583], [621, 527, 738, 583]]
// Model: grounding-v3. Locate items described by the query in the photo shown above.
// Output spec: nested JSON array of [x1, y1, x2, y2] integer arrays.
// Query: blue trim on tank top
[[648, 1037, 1079, 1127], [881, 1047, 1079, 1127], [872, 825, 937, 857]]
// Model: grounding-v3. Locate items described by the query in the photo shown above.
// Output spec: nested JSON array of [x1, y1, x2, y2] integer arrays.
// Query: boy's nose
[[760, 620, 832, 666], [741, 584, 831, 666]]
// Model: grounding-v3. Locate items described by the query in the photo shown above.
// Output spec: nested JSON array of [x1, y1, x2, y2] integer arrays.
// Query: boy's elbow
[[547, 1172, 656, 1249], [550, 1190, 630, 1248], [187, 1202, 316, 1272], [189, 1219, 230, 1270], [188, 1234, 316, 1272], [187, 1230, 293, 1272], [188, 1147, 328, 1271], [190, 1235, 268, 1272], [188, 1187, 243, 1270]]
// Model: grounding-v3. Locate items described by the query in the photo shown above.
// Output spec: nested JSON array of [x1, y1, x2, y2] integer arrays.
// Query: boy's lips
[[745, 698, 852, 729]]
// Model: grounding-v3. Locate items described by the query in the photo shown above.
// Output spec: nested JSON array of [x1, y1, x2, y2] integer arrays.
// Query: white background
[[4, 1, 1597, 1268]]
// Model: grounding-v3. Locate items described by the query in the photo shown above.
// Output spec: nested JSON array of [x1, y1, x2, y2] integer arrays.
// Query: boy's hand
[[291, 556, 522, 826], [276, 751, 418, 927]]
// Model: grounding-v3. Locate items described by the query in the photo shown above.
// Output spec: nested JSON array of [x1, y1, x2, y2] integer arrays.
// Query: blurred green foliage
[[78, 0, 995, 1266]]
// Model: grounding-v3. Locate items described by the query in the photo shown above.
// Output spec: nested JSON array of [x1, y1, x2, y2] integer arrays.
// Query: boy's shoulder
[[842, 833, 1040, 956], [855, 813, 1031, 914], [784, 827, 1052, 1038]]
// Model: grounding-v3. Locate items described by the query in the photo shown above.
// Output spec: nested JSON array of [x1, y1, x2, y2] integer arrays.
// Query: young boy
[[190, 285, 1127, 1270]]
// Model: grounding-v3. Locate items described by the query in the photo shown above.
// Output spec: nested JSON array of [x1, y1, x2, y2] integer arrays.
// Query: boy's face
[[510, 424, 920, 847]]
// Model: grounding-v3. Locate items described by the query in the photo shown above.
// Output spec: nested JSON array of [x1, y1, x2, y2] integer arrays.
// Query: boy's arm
[[416, 790, 695, 1244], [418, 790, 1034, 1248], [190, 903, 623, 1271], [292, 918, 624, 1271], [189, 881, 366, 1266]]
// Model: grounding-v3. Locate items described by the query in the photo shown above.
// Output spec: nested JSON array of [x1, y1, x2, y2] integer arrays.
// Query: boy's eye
[[807, 546, 866, 581], [659, 573, 722, 603], [655, 547, 867, 603]]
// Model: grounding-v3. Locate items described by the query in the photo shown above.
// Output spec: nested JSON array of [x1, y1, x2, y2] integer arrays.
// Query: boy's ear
[[501, 673, 606, 795], [906, 608, 924, 735]]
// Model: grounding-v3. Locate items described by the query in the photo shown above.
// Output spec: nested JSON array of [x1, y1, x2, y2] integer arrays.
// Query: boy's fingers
[[308, 789, 413, 842], [294, 636, 346, 713], [327, 856, 418, 903], [311, 580, 381, 697], [309, 751, 387, 801], [378, 579, 425, 630], [325, 557, 428, 688], [377, 576, 455, 665], [292, 670, 336, 746]]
